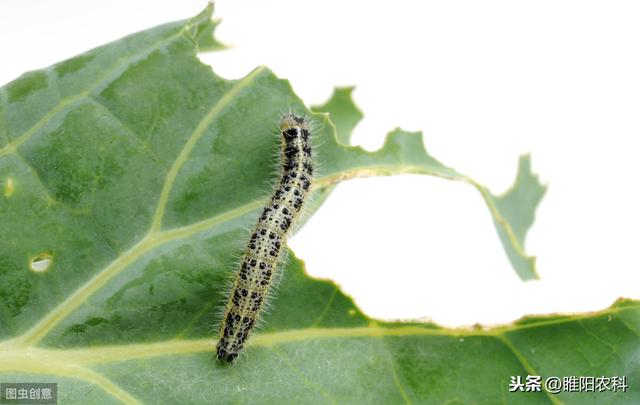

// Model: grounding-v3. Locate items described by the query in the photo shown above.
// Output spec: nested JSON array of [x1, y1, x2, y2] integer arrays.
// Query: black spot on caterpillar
[[216, 113, 313, 362]]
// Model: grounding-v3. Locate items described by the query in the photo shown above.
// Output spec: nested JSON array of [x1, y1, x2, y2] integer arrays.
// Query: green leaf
[[0, 5, 621, 405], [312, 89, 546, 280], [311, 86, 363, 145], [186, 3, 227, 52], [1, 254, 638, 404]]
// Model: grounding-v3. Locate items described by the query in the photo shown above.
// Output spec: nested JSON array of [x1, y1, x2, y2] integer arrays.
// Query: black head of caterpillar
[[216, 113, 313, 363]]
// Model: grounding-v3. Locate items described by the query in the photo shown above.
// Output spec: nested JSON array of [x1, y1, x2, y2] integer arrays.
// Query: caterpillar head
[[280, 114, 309, 132]]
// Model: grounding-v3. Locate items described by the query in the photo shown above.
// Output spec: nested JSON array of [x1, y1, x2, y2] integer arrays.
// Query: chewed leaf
[[311, 86, 363, 145], [311, 104, 546, 279], [475, 155, 547, 280], [2, 255, 638, 404], [186, 3, 227, 52], [0, 5, 619, 404]]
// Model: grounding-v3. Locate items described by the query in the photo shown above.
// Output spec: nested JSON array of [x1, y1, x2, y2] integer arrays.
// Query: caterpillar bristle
[[215, 113, 314, 363]]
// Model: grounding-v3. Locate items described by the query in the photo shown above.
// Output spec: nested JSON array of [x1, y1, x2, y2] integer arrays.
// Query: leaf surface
[[0, 6, 627, 405]]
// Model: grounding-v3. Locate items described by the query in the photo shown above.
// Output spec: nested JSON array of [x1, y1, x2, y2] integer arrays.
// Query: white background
[[1, 0, 639, 327]]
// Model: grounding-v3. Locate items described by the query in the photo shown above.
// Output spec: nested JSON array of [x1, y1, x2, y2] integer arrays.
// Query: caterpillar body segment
[[216, 114, 313, 362]]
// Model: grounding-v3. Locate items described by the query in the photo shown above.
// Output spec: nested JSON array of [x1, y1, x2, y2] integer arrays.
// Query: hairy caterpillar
[[216, 113, 313, 362]]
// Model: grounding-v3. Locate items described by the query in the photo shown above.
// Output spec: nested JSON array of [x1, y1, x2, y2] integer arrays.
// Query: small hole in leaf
[[30, 253, 53, 273]]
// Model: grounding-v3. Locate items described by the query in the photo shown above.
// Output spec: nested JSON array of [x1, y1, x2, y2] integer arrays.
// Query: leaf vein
[[0, 29, 186, 159], [149, 65, 267, 232], [11, 148, 59, 204], [495, 335, 564, 405], [8, 164, 628, 346], [311, 286, 338, 327], [88, 97, 168, 170]]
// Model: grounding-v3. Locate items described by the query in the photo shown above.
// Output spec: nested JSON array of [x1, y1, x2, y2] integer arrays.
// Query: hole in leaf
[[30, 252, 53, 273]]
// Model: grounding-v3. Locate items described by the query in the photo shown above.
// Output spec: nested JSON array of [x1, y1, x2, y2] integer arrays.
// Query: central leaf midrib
[[0, 307, 631, 405], [0, 305, 629, 370], [5, 160, 605, 348]]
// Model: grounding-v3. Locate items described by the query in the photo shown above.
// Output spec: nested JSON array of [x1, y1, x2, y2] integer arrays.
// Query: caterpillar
[[216, 113, 313, 362]]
